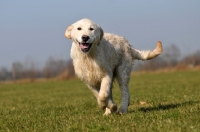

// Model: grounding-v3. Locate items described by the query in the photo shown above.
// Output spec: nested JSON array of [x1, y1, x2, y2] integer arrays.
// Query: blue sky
[[0, 1, 200, 69]]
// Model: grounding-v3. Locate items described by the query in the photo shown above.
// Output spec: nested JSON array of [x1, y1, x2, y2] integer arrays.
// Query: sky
[[0, 1, 200, 69]]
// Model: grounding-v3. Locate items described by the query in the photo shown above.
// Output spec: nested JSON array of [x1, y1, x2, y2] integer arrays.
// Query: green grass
[[0, 70, 200, 131]]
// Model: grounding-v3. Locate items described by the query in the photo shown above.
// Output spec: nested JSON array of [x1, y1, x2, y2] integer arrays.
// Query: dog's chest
[[73, 57, 106, 85]]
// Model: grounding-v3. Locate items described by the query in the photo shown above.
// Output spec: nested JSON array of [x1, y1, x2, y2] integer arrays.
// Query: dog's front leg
[[98, 75, 112, 110], [103, 82, 118, 116], [87, 80, 117, 115]]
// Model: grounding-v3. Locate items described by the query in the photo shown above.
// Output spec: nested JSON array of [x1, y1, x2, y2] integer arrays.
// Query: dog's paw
[[103, 108, 111, 116], [117, 107, 128, 114]]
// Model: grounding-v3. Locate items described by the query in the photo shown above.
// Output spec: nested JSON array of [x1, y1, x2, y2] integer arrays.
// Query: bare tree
[[0, 67, 11, 81], [44, 57, 68, 78], [180, 50, 200, 67], [11, 59, 41, 80], [12, 61, 23, 80], [23, 58, 39, 79], [57, 59, 75, 79], [162, 44, 181, 67]]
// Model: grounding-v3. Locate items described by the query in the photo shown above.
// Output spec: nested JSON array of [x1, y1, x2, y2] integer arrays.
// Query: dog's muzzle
[[79, 42, 92, 53], [78, 35, 93, 53]]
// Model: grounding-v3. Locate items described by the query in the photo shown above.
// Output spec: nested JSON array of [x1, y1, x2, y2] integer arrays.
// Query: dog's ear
[[98, 25, 104, 40], [65, 25, 73, 39]]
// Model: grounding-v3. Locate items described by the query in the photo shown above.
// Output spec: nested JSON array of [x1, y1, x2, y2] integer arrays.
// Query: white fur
[[65, 18, 162, 115]]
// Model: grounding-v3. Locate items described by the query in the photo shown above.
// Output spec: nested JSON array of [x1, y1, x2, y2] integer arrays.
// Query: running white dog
[[65, 18, 162, 115]]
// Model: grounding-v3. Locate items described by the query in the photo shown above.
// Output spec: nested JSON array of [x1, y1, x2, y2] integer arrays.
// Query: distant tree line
[[0, 57, 75, 81], [0, 44, 200, 81]]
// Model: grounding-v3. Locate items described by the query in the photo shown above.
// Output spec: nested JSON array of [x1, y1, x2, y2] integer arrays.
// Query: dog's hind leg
[[116, 65, 131, 114]]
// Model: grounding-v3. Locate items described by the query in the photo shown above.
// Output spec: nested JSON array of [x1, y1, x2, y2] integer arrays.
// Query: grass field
[[0, 70, 200, 131]]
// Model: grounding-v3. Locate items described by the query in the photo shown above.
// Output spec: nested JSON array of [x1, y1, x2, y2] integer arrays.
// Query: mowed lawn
[[0, 70, 200, 131]]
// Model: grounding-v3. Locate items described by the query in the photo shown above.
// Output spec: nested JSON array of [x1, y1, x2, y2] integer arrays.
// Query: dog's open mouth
[[79, 42, 92, 53]]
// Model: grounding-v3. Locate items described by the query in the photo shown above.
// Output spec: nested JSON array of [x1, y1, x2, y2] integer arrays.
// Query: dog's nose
[[82, 35, 90, 42]]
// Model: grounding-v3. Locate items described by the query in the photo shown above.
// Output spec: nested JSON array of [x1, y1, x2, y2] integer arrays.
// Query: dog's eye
[[89, 28, 94, 31], [77, 27, 82, 30]]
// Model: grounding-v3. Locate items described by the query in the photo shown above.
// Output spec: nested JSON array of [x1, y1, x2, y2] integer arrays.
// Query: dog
[[65, 18, 162, 115]]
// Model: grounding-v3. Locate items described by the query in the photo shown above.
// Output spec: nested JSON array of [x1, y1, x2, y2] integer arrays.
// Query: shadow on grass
[[138, 101, 199, 112]]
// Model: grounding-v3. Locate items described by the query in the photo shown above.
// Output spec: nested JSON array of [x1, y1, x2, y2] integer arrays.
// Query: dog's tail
[[131, 41, 163, 60]]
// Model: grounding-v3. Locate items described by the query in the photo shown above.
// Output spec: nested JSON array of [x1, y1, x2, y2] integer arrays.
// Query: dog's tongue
[[80, 43, 89, 49]]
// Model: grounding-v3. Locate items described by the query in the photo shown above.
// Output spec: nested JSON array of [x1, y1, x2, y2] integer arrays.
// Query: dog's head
[[65, 18, 104, 53]]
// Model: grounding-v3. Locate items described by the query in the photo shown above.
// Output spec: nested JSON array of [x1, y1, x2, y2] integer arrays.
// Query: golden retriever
[[65, 18, 162, 115]]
